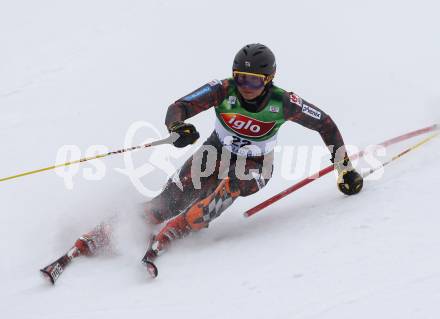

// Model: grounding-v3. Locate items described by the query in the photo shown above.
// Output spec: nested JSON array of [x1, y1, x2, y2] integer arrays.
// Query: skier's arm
[[283, 92, 349, 166], [283, 92, 363, 195], [284, 93, 363, 195], [165, 79, 228, 128]]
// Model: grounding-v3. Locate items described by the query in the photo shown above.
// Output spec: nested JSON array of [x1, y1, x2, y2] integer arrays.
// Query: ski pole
[[0, 133, 179, 183], [244, 123, 439, 218], [362, 132, 439, 178]]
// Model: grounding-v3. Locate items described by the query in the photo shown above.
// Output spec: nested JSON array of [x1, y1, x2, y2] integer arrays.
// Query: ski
[[142, 259, 158, 278], [40, 247, 80, 285], [141, 235, 159, 278]]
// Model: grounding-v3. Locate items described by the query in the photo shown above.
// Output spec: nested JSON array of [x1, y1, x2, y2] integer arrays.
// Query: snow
[[1, 1, 440, 318]]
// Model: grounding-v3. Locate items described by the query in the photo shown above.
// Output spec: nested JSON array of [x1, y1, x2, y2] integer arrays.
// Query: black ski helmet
[[233, 43, 276, 76]]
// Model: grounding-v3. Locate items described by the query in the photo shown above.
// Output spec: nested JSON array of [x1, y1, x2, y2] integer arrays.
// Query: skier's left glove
[[168, 121, 200, 148], [337, 169, 363, 196]]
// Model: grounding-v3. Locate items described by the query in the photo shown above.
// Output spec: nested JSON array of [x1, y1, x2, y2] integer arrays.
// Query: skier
[[41, 44, 363, 282]]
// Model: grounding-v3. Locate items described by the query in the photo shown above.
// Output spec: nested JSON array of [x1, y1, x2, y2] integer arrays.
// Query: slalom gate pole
[[0, 133, 178, 183], [244, 124, 439, 218], [362, 132, 440, 178]]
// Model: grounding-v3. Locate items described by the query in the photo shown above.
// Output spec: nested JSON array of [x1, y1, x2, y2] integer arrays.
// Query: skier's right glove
[[168, 121, 200, 148]]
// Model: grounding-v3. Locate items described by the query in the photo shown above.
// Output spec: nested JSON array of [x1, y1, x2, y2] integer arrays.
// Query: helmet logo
[[245, 61, 251, 68]]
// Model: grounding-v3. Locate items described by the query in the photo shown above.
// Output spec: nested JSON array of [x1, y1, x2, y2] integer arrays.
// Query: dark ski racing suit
[[144, 79, 349, 251]]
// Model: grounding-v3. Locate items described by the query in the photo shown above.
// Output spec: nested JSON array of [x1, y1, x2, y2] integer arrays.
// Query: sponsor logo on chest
[[220, 113, 276, 138], [228, 96, 237, 105], [269, 105, 279, 113]]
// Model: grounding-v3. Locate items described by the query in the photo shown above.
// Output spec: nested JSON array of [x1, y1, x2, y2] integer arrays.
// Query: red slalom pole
[[244, 124, 439, 218]]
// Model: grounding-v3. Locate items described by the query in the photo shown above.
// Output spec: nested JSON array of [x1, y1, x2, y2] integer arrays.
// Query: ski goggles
[[233, 71, 273, 89]]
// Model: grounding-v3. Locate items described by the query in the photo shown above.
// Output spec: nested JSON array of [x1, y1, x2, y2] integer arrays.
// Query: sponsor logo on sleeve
[[289, 93, 302, 106], [302, 104, 322, 119], [209, 79, 221, 87], [183, 85, 211, 101]]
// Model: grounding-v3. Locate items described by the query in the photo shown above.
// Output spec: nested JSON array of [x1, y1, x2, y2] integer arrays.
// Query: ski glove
[[168, 121, 200, 148], [337, 170, 363, 196]]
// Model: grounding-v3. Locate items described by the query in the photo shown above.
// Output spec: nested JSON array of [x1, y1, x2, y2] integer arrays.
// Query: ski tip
[[143, 260, 158, 278], [40, 269, 56, 285]]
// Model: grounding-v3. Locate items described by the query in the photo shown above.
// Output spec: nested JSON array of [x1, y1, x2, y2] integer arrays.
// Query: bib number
[[230, 135, 258, 155], [232, 136, 251, 148]]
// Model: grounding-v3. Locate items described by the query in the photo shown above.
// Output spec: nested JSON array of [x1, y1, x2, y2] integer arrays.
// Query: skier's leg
[[144, 132, 223, 225], [148, 176, 240, 258], [72, 133, 224, 260], [146, 151, 274, 259], [70, 146, 217, 258], [41, 222, 114, 284]]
